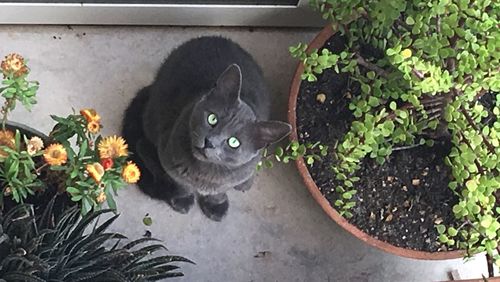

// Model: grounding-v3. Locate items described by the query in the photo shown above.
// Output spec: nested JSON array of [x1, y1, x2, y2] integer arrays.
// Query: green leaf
[[447, 227, 458, 237], [405, 16, 415, 25], [368, 96, 379, 107], [66, 187, 80, 194], [453, 205, 463, 214], [106, 189, 117, 210], [480, 216, 492, 228], [71, 195, 83, 201], [306, 157, 314, 165], [465, 179, 477, 191], [361, 84, 371, 94], [436, 225, 446, 234], [386, 48, 396, 56], [389, 101, 397, 111], [367, 71, 376, 80], [264, 160, 273, 169], [143, 216, 153, 226], [275, 147, 284, 158]]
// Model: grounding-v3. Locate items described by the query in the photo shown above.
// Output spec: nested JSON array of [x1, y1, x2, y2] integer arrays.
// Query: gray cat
[[123, 36, 291, 221]]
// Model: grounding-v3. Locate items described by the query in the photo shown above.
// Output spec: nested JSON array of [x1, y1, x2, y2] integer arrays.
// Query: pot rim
[[287, 24, 464, 260]]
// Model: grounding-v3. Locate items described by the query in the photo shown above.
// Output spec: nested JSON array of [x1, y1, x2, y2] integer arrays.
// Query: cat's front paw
[[198, 193, 229, 221], [168, 194, 195, 214], [233, 177, 254, 192]]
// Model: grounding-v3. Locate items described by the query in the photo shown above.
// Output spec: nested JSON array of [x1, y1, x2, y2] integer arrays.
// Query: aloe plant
[[0, 198, 192, 281]]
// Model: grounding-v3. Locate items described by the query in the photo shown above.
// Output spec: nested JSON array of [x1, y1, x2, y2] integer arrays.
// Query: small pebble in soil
[[402, 185, 408, 191], [385, 214, 394, 222], [316, 93, 327, 103], [412, 179, 421, 186], [422, 167, 429, 176], [370, 212, 376, 221], [387, 176, 395, 182], [434, 217, 443, 224]]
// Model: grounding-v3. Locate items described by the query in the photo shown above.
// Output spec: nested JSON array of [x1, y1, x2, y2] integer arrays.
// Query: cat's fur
[[123, 36, 291, 221]]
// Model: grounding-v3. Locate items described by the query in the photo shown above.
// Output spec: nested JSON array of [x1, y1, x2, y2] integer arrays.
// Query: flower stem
[[1, 98, 13, 131], [35, 163, 49, 175]]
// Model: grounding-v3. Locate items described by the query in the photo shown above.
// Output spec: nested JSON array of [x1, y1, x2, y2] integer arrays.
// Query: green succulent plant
[[0, 198, 192, 281], [287, 0, 499, 273]]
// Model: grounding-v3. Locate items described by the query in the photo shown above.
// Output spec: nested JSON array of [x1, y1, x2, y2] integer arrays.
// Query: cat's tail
[[122, 87, 150, 154], [122, 87, 159, 198]]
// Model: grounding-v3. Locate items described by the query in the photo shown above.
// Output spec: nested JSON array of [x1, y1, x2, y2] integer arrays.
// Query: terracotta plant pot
[[287, 25, 464, 260]]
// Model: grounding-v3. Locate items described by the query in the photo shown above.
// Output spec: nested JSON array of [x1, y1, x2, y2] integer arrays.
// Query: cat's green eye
[[207, 113, 218, 126], [228, 137, 240, 149]]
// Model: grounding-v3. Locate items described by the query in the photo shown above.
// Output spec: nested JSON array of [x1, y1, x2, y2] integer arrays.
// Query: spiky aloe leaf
[[1, 203, 191, 280]]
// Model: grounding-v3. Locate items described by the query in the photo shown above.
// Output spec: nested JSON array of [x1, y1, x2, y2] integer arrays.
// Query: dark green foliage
[[0, 199, 193, 281]]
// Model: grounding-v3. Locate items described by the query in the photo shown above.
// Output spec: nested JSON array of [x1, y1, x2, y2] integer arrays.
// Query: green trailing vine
[[258, 141, 328, 170]]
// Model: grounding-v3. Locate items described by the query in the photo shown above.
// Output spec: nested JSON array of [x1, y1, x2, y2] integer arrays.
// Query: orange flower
[[80, 108, 101, 123], [43, 143, 67, 166], [0, 130, 15, 158], [98, 135, 128, 159], [87, 120, 101, 134], [122, 161, 140, 184], [100, 158, 113, 170], [1, 53, 28, 77], [86, 162, 105, 183], [26, 136, 44, 156], [96, 191, 106, 203]]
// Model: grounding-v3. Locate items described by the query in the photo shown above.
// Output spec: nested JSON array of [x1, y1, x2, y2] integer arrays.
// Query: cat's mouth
[[192, 146, 209, 161]]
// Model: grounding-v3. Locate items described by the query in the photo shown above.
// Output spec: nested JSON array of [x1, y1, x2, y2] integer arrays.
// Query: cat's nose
[[204, 138, 214, 149]]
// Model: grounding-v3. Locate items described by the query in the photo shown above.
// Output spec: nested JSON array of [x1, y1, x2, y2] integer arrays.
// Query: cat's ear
[[248, 121, 292, 150], [212, 64, 242, 105]]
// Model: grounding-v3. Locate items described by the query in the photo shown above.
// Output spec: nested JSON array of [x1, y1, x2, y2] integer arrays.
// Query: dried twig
[[354, 53, 390, 78]]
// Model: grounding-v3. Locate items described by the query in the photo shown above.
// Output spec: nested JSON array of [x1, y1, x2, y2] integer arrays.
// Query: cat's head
[[189, 64, 291, 167]]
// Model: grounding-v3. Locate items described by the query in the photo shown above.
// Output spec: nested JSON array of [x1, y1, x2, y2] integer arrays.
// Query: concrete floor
[[0, 25, 491, 281]]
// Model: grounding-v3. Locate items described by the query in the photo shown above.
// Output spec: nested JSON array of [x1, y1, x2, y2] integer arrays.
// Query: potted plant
[[281, 0, 498, 276], [0, 53, 141, 215], [0, 198, 192, 281], [0, 54, 193, 279]]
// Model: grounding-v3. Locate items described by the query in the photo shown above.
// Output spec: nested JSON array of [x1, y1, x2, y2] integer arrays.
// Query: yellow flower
[[87, 120, 101, 134], [401, 49, 412, 59], [1, 53, 28, 77], [26, 136, 44, 156], [98, 135, 128, 159], [86, 162, 105, 183], [122, 161, 140, 184], [0, 130, 15, 158], [43, 143, 67, 166], [96, 191, 106, 203], [80, 108, 101, 123]]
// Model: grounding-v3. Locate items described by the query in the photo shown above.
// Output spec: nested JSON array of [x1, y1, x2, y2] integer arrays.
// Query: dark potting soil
[[296, 33, 460, 252]]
